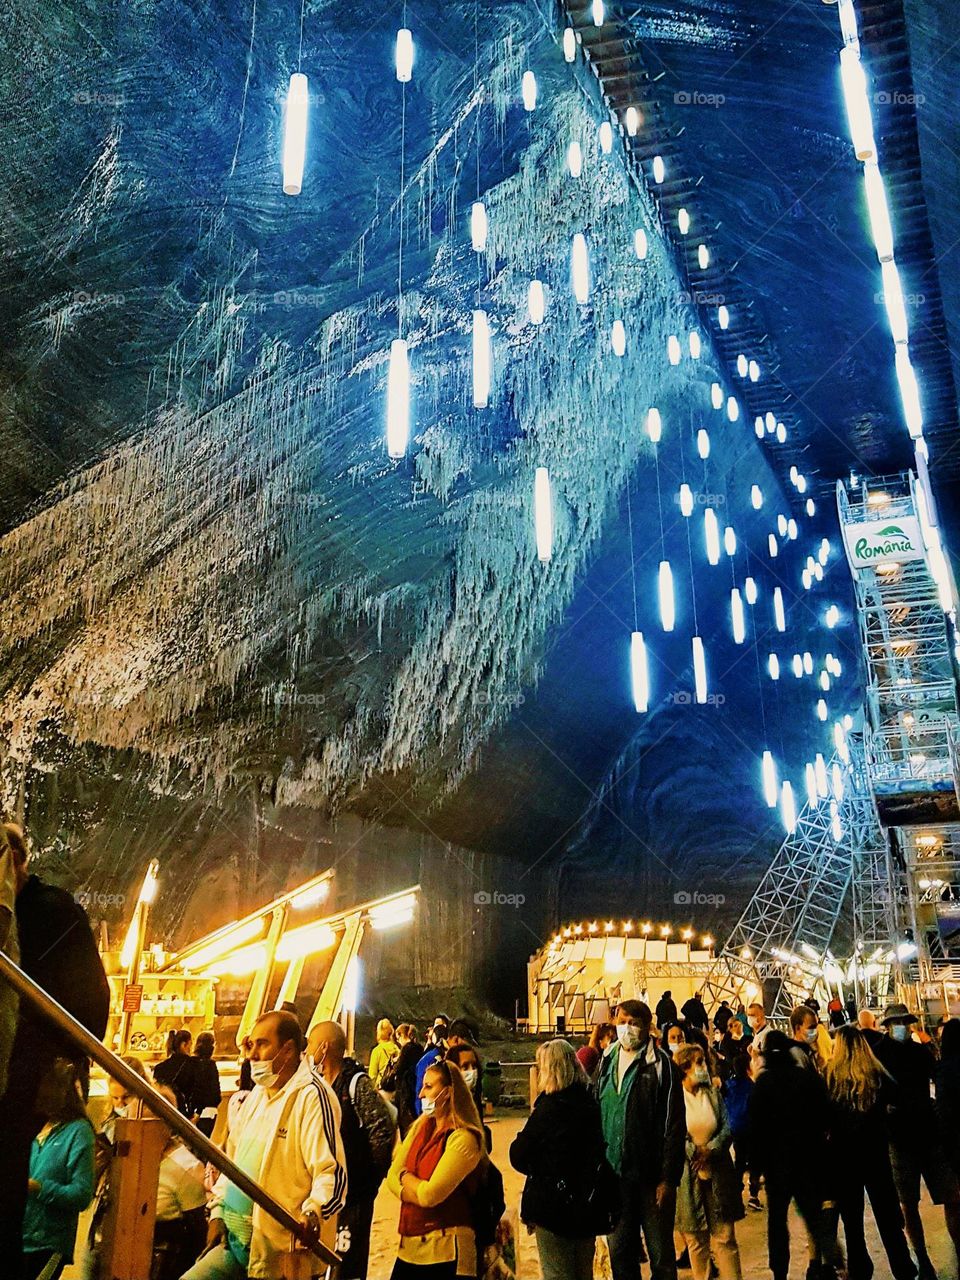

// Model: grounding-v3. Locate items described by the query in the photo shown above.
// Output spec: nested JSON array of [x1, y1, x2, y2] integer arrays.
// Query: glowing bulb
[[796, 475, 807, 493], [634, 228, 648, 259], [625, 106, 640, 136], [762, 750, 778, 807], [765, 411, 776, 432], [768, 533, 778, 558], [727, 396, 740, 422], [773, 587, 786, 632], [612, 320, 627, 357], [647, 407, 663, 443], [567, 140, 583, 178], [678, 482, 693, 516], [718, 305, 729, 330], [895, 346, 923, 437], [710, 383, 723, 410], [592, 0, 604, 25], [652, 155, 665, 183], [792, 653, 803, 678], [471, 201, 488, 252], [840, 44, 876, 162], [724, 526, 736, 557], [737, 354, 748, 378], [689, 330, 701, 359], [472, 310, 491, 408], [816, 699, 827, 721], [819, 539, 830, 565], [751, 484, 763, 509], [698, 243, 710, 269], [863, 161, 894, 261], [704, 508, 720, 565], [563, 28, 577, 61], [522, 70, 537, 111], [781, 781, 797, 834], [659, 560, 675, 632], [815, 755, 828, 796], [787, 518, 798, 540], [755, 417, 765, 439], [745, 577, 757, 605], [386, 337, 410, 459], [777, 513, 788, 536], [678, 208, 690, 235], [692, 636, 708, 704], [534, 467, 553, 562], [749, 359, 760, 382], [282, 73, 309, 196], [802, 568, 812, 590], [571, 233, 590, 303], [631, 632, 649, 712], [731, 588, 745, 643], [396, 28, 415, 82], [806, 763, 819, 808], [697, 428, 710, 459], [668, 335, 682, 365], [768, 653, 780, 681], [599, 120, 614, 154], [528, 280, 545, 325], [803, 651, 813, 675]]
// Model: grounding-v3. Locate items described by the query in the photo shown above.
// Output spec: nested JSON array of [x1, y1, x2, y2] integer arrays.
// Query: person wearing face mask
[[745, 1003, 770, 1073], [673, 1045, 744, 1280], [663, 1024, 686, 1058], [386, 1059, 486, 1278], [874, 1003, 960, 1280], [596, 1000, 684, 1280], [184, 1010, 346, 1280], [790, 1006, 824, 1072], [305, 1020, 395, 1280]]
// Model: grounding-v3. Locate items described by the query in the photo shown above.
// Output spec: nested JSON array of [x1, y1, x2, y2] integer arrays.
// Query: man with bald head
[[306, 1021, 395, 1280], [185, 1010, 346, 1280], [858, 1008, 883, 1049]]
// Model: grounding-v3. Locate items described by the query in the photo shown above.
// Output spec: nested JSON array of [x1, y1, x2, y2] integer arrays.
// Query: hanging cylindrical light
[[592, 0, 605, 25], [825, 604, 840, 628], [781, 781, 797, 834], [571, 233, 589, 304], [724, 527, 737, 557], [745, 576, 758, 605], [634, 228, 648, 259], [731, 588, 745, 643], [863, 161, 894, 261], [689, 331, 702, 359], [563, 27, 577, 61], [697, 243, 710, 270], [692, 636, 708, 704], [678, 208, 690, 235], [625, 106, 640, 136], [765, 411, 776, 432], [718, 305, 730, 330], [599, 121, 614, 154], [792, 653, 803, 678], [832, 762, 845, 802], [522, 70, 538, 112], [528, 280, 545, 325], [737, 354, 748, 378], [762, 750, 778, 807], [471, 201, 488, 252], [612, 320, 627, 357], [472, 309, 491, 408], [787, 518, 798, 540], [652, 154, 665, 182], [282, 73, 310, 196], [386, 337, 410, 459], [754, 416, 765, 439], [659, 561, 675, 632], [895, 345, 923, 437], [710, 383, 723, 410], [839, 45, 876, 162], [768, 653, 780, 681], [768, 533, 779, 558], [647, 407, 663, 444], [815, 754, 829, 797], [567, 140, 583, 178], [776, 422, 787, 442], [678, 482, 693, 516], [805, 763, 819, 808], [631, 632, 649, 712], [777, 513, 788, 537], [806, 498, 816, 516], [802, 568, 813, 591], [727, 396, 740, 422], [704, 508, 720, 565], [668, 335, 682, 365], [816, 699, 828, 721], [820, 670, 830, 691], [803, 651, 813, 675], [881, 259, 909, 344], [396, 28, 415, 82], [819, 538, 831, 565], [534, 467, 553, 562], [751, 484, 763, 509], [773, 587, 786, 632], [697, 428, 710, 459]]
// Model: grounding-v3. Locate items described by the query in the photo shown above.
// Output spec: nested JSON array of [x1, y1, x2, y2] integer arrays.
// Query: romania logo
[[854, 523, 915, 560]]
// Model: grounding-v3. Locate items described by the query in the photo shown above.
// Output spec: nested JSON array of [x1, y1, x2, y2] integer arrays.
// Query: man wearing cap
[[874, 1002, 960, 1280]]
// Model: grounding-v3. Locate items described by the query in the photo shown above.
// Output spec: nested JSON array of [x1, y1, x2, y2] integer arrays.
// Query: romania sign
[[843, 516, 924, 570]]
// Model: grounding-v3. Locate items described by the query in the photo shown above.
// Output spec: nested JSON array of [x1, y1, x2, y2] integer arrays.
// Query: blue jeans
[[180, 1242, 247, 1280], [534, 1227, 596, 1280]]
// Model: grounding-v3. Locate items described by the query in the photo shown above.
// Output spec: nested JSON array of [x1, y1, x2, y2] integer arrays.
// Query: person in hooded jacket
[[510, 1038, 616, 1280]]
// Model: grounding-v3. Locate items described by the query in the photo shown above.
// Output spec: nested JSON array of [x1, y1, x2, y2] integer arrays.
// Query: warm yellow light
[[139, 861, 160, 906], [660, 925, 672, 938], [702, 935, 714, 948], [588, 921, 598, 933], [681, 928, 693, 941], [369, 893, 417, 930], [181, 918, 267, 972], [604, 948, 625, 974], [276, 923, 336, 960], [119, 916, 139, 972], [642, 921, 652, 934], [573, 922, 583, 935], [740, 946, 752, 960], [867, 491, 890, 506], [290, 881, 331, 910], [604, 920, 614, 932], [207, 943, 269, 976], [623, 920, 633, 933]]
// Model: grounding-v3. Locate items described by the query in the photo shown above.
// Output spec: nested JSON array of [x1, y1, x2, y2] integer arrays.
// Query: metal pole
[[0, 950, 338, 1269]]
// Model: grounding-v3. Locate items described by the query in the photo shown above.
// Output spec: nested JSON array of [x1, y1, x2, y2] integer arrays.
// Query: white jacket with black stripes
[[210, 1058, 348, 1277]]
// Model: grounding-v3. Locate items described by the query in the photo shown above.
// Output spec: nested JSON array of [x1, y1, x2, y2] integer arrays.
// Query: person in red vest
[[386, 1059, 485, 1278]]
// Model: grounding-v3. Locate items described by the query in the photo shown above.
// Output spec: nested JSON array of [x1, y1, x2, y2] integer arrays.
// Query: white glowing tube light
[[838, 0, 860, 49], [396, 28, 415, 82], [781, 781, 797, 834], [471, 201, 488, 252], [626, 107, 640, 136], [387, 338, 410, 458], [766, 411, 776, 431], [737, 353, 748, 378], [718, 305, 729, 330], [815, 754, 828, 797], [678, 208, 690, 235], [631, 632, 649, 712], [668, 335, 682, 365], [563, 28, 577, 61], [787, 518, 798, 540], [704, 508, 721, 565], [863, 162, 894, 262], [647, 407, 663, 443], [652, 155, 665, 183], [792, 653, 803, 678], [825, 604, 840, 628], [806, 763, 819, 808], [522, 70, 537, 111], [567, 140, 583, 178], [534, 467, 553, 562], [282, 73, 309, 196], [710, 383, 723, 410], [612, 320, 626, 357], [692, 636, 707, 704], [803, 651, 813, 675], [751, 484, 763, 509], [697, 428, 710, 459], [634, 228, 648, 259], [698, 244, 710, 270], [777, 513, 788, 536], [528, 280, 545, 325], [773, 587, 786, 632], [659, 560, 675, 632], [745, 577, 757, 605], [768, 533, 778, 558], [768, 653, 780, 681], [724, 527, 737, 556], [599, 121, 614, 154], [840, 45, 876, 162], [678, 482, 693, 515], [881, 259, 909, 344], [749, 359, 760, 382], [689, 331, 702, 359], [755, 416, 765, 439], [776, 422, 787, 442], [472, 309, 491, 408], [731, 588, 745, 643], [762, 750, 778, 807], [817, 699, 828, 721], [895, 346, 924, 437], [592, 0, 604, 25], [572, 233, 589, 303], [727, 396, 740, 422]]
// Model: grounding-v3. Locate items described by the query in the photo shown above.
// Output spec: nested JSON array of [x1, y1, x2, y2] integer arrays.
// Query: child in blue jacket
[[721, 1051, 762, 1209]]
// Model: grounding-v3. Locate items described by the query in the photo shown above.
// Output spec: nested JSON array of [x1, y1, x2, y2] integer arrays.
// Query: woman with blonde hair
[[824, 1025, 914, 1280], [510, 1039, 616, 1279], [386, 1059, 487, 1277], [369, 1017, 401, 1090]]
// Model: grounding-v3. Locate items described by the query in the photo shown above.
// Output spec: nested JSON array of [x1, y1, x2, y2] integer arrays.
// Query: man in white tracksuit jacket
[[183, 1010, 347, 1280]]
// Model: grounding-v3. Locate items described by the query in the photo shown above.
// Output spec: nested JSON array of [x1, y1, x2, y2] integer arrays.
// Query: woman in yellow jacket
[[369, 1019, 401, 1090], [387, 1059, 484, 1278]]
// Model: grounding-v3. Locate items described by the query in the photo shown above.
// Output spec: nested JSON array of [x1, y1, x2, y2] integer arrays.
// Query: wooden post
[[99, 1116, 167, 1280]]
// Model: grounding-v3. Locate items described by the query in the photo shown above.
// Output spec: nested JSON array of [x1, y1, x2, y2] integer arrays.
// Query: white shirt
[[683, 1088, 718, 1147], [156, 1144, 206, 1221]]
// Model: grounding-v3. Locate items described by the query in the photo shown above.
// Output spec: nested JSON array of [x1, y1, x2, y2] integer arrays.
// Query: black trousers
[[337, 1197, 377, 1280], [733, 1137, 760, 1198], [0, 1062, 46, 1274], [390, 1261, 457, 1279], [835, 1160, 916, 1280], [764, 1170, 833, 1280], [609, 1178, 677, 1280]]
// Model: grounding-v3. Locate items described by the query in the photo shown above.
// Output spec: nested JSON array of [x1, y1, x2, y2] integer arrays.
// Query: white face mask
[[805, 1028, 818, 1044], [747, 1016, 760, 1030], [112, 1104, 128, 1119], [251, 1046, 289, 1089], [421, 1096, 437, 1115], [617, 1023, 644, 1051], [890, 1024, 911, 1042], [462, 1068, 478, 1089], [667, 1041, 681, 1055], [692, 1067, 710, 1085]]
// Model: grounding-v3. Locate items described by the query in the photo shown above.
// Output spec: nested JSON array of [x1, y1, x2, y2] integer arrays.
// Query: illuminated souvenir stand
[[105, 860, 418, 1057], [527, 920, 735, 1034]]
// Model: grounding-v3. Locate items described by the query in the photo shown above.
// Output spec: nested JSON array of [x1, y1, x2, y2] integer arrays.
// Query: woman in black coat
[[936, 1018, 960, 1175], [510, 1038, 616, 1280], [390, 1023, 424, 1137], [185, 1030, 222, 1136], [153, 1029, 196, 1115]]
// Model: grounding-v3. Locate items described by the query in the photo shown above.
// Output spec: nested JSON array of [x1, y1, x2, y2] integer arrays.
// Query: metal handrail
[[0, 950, 339, 1269]]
